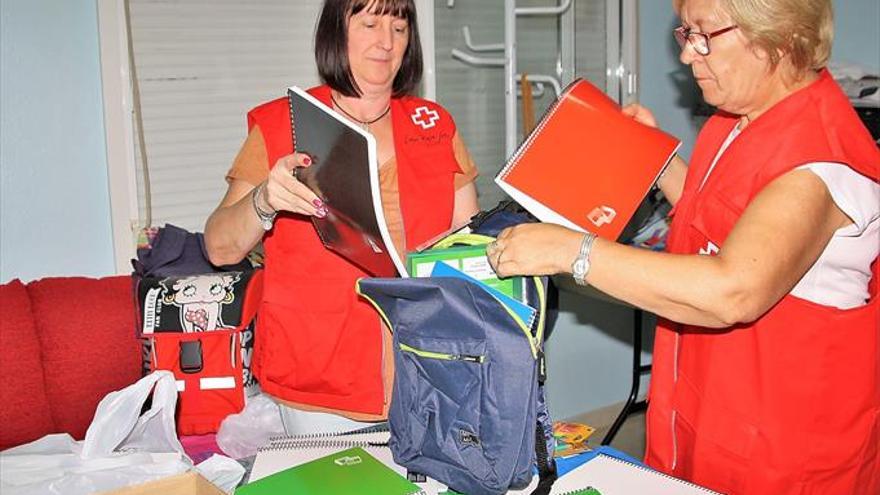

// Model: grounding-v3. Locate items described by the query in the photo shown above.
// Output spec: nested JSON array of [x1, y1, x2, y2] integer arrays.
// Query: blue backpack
[[356, 211, 557, 495]]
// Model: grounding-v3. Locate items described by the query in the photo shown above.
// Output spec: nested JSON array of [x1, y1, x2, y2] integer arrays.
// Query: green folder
[[406, 244, 523, 301], [236, 446, 424, 495]]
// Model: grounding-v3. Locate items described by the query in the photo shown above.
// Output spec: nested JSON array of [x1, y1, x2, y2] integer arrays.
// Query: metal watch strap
[[251, 182, 277, 231], [572, 232, 596, 286]]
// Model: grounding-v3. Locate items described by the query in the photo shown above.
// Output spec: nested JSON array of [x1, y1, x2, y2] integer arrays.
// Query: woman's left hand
[[486, 223, 583, 277]]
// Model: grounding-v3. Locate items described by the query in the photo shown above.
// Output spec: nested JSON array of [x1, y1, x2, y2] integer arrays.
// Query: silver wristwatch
[[572, 233, 597, 286], [251, 182, 277, 231]]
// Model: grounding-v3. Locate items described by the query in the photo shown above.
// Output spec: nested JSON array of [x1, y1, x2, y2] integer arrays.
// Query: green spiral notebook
[[236, 446, 424, 495]]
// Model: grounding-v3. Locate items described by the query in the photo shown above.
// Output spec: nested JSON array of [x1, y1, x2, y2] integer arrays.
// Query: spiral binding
[[287, 88, 298, 153], [497, 78, 581, 180], [287, 87, 335, 246], [591, 454, 719, 494], [267, 422, 390, 444], [259, 437, 389, 453]]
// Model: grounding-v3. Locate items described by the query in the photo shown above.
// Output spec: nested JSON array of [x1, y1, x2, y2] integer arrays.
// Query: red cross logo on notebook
[[588, 206, 617, 228], [411, 106, 440, 130]]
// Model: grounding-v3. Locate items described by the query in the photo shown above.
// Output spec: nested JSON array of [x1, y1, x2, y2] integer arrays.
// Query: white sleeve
[[797, 162, 880, 235]]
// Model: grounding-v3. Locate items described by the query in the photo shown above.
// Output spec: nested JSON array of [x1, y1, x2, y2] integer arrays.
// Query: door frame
[[97, 0, 139, 274]]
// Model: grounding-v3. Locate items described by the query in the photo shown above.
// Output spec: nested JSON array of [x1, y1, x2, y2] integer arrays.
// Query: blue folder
[[430, 262, 537, 329]]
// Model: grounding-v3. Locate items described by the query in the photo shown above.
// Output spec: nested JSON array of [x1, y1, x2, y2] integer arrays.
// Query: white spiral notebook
[[546, 454, 722, 495]]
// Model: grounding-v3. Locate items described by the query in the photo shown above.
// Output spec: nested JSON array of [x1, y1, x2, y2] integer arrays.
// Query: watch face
[[573, 258, 586, 276]]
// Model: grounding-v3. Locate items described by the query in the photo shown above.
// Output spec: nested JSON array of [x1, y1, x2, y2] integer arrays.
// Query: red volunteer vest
[[248, 86, 462, 415], [645, 70, 880, 495]]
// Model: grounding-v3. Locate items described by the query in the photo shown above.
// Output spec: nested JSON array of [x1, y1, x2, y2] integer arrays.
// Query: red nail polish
[[312, 199, 323, 208], [303, 156, 312, 166]]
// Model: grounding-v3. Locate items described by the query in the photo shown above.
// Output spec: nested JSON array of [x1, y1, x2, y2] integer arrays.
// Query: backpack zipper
[[399, 343, 485, 363]]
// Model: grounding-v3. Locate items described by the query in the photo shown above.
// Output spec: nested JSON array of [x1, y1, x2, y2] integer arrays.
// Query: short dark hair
[[315, 0, 423, 98]]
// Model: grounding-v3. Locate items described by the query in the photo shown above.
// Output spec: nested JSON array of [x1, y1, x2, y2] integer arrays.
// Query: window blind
[[127, 0, 323, 232]]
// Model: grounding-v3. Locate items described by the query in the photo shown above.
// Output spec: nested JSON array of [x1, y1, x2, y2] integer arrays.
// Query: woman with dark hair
[[204, 0, 479, 433], [487, 0, 878, 493]]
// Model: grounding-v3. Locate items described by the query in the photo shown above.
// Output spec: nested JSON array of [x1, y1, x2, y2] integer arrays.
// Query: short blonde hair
[[674, 0, 834, 74]]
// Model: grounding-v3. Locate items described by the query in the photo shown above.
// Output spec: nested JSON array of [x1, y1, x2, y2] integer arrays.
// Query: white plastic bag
[[0, 371, 190, 495], [82, 369, 185, 458], [216, 393, 286, 459], [195, 453, 247, 493]]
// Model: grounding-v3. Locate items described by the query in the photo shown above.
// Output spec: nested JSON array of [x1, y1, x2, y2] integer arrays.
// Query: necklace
[[330, 93, 391, 131]]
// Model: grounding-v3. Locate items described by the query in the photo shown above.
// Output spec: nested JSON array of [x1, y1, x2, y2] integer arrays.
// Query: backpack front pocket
[[391, 335, 487, 464]]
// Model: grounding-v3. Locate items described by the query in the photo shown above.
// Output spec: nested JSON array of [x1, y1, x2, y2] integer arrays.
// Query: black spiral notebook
[[287, 86, 407, 277]]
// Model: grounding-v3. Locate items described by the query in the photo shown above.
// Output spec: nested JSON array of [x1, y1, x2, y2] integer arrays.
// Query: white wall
[[833, 1, 880, 72], [0, 0, 114, 283]]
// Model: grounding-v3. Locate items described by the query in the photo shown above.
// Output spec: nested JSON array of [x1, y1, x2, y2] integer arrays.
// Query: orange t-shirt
[[226, 125, 479, 256]]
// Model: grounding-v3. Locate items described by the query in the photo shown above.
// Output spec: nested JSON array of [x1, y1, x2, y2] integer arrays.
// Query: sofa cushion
[[0, 280, 56, 451], [28, 276, 141, 439]]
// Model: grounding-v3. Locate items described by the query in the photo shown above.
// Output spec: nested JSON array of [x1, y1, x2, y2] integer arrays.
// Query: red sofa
[[0, 276, 142, 451]]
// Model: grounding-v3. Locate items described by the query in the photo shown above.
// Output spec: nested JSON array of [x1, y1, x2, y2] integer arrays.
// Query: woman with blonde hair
[[487, 0, 879, 493]]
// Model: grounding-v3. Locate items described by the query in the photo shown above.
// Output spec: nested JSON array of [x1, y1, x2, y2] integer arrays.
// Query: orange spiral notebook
[[495, 78, 681, 240]]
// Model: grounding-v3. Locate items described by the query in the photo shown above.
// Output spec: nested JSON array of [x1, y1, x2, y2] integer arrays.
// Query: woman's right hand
[[261, 153, 327, 218], [621, 103, 658, 128]]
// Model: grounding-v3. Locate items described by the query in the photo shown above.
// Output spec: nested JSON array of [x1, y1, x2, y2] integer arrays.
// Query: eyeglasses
[[673, 25, 738, 56]]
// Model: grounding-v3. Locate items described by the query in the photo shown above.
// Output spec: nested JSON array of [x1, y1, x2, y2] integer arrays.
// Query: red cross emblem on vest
[[411, 106, 440, 129], [698, 240, 720, 256]]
